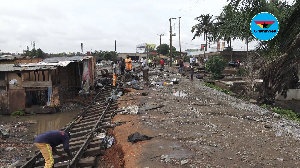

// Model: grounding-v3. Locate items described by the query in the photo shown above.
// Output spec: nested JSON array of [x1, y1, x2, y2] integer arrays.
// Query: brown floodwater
[[0, 109, 81, 136], [0, 109, 82, 158]]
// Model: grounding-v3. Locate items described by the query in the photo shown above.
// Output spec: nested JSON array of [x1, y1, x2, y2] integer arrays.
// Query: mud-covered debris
[[161, 155, 170, 162], [121, 105, 139, 115], [181, 159, 189, 165], [127, 132, 153, 144]]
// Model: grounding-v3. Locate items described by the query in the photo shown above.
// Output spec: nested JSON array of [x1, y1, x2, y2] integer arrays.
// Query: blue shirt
[[34, 130, 70, 151]]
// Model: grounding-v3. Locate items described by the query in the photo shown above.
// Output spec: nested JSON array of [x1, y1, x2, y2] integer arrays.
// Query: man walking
[[34, 130, 73, 168]]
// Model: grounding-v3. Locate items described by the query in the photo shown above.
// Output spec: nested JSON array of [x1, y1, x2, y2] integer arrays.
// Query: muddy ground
[[99, 66, 300, 168], [1, 65, 300, 167]]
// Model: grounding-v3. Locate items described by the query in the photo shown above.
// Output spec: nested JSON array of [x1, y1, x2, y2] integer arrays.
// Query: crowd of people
[[110, 56, 177, 86], [110, 55, 199, 86]]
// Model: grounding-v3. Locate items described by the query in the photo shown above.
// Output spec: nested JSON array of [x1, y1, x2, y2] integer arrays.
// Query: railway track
[[20, 85, 123, 168]]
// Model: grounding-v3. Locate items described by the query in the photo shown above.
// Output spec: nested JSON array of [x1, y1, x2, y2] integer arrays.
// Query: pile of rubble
[[0, 121, 34, 167]]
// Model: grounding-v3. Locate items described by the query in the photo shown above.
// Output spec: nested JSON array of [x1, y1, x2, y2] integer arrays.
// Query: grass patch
[[204, 82, 233, 95], [261, 104, 300, 122], [11, 109, 25, 116]]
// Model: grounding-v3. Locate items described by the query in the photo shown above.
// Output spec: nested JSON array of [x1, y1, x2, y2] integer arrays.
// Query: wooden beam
[[22, 81, 52, 87], [0, 80, 6, 86]]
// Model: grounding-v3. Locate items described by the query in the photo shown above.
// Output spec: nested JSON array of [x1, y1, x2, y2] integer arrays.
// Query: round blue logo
[[251, 12, 279, 41]]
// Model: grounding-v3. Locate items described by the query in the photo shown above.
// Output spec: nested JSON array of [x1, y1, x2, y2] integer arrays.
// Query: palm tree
[[191, 14, 214, 54]]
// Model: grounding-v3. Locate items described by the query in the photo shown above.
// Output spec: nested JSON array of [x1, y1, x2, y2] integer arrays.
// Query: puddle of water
[[168, 143, 194, 159], [0, 109, 81, 136], [173, 91, 188, 98]]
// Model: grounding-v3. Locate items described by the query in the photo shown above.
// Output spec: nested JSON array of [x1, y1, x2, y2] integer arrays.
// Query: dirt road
[[101, 66, 300, 168]]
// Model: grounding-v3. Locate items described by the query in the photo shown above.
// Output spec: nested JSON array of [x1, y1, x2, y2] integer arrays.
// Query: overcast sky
[[0, 0, 295, 54]]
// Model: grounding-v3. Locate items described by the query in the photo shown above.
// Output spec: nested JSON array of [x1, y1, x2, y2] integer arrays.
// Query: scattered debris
[[127, 132, 153, 144], [126, 80, 138, 85], [102, 136, 115, 149], [120, 105, 139, 115], [132, 85, 143, 90]]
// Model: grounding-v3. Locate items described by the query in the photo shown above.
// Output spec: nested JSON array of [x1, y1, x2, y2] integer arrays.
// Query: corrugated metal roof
[[0, 56, 92, 72], [0, 64, 57, 72], [20, 61, 72, 67], [42, 56, 91, 63]]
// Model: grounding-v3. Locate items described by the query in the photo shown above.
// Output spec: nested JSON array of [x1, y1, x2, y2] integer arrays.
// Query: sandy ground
[[99, 66, 300, 168]]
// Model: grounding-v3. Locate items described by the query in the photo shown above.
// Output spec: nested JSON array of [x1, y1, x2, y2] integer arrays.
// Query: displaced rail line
[[20, 85, 123, 168]]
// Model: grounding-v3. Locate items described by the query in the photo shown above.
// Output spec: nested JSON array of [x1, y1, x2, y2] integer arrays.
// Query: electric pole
[[169, 18, 176, 67], [158, 34, 164, 55], [179, 17, 182, 59]]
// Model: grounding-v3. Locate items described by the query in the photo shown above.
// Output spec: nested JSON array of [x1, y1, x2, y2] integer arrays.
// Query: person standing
[[153, 58, 157, 68], [125, 56, 132, 71], [190, 65, 194, 80], [34, 130, 73, 168], [112, 60, 117, 86], [139, 57, 144, 69], [190, 57, 193, 65], [179, 59, 184, 73], [160, 58, 164, 69], [142, 57, 149, 85], [148, 58, 152, 68], [120, 58, 125, 74]]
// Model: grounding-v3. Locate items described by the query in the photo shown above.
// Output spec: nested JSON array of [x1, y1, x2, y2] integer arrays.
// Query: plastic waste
[[132, 85, 143, 90], [102, 136, 115, 148], [126, 80, 137, 85], [196, 74, 203, 79], [156, 81, 164, 86]]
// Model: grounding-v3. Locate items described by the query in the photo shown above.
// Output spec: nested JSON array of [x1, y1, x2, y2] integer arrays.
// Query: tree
[[36, 48, 45, 58], [171, 46, 177, 56], [156, 44, 169, 55], [212, 0, 299, 104], [191, 14, 214, 52], [103, 51, 118, 61], [256, 0, 300, 104], [213, 5, 240, 60], [103, 52, 112, 60], [205, 56, 227, 79], [25, 48, 42, 58]]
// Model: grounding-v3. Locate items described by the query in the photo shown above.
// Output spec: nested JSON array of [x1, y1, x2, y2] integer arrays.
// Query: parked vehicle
[[228, 61, 240, 67]]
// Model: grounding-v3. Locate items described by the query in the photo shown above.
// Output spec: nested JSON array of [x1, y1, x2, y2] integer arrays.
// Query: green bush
[[261, 104, 300, 122], [11, 110, 25, 116], [205, 56, 226, 79], [204, 82, 233, 95], [236, 67, 248, 76]]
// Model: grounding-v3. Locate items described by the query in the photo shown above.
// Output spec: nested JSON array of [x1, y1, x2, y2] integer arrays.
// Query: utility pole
[[179, 17, 182, 59], [158, 34, 164, 55], [169, 18, 176, 67]]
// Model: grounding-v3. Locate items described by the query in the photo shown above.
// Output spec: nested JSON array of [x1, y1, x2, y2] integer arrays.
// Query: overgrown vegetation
[[11, 110, 25, 116], [261, 104, 300, 122], [205, 56, 227, 79], [192, 0, 300, 105], [204, 82, 233, 95], [236, 67, 248, 76]]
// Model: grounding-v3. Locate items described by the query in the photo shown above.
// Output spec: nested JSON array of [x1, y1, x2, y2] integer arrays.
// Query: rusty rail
[[20, 85, 122, 168]]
